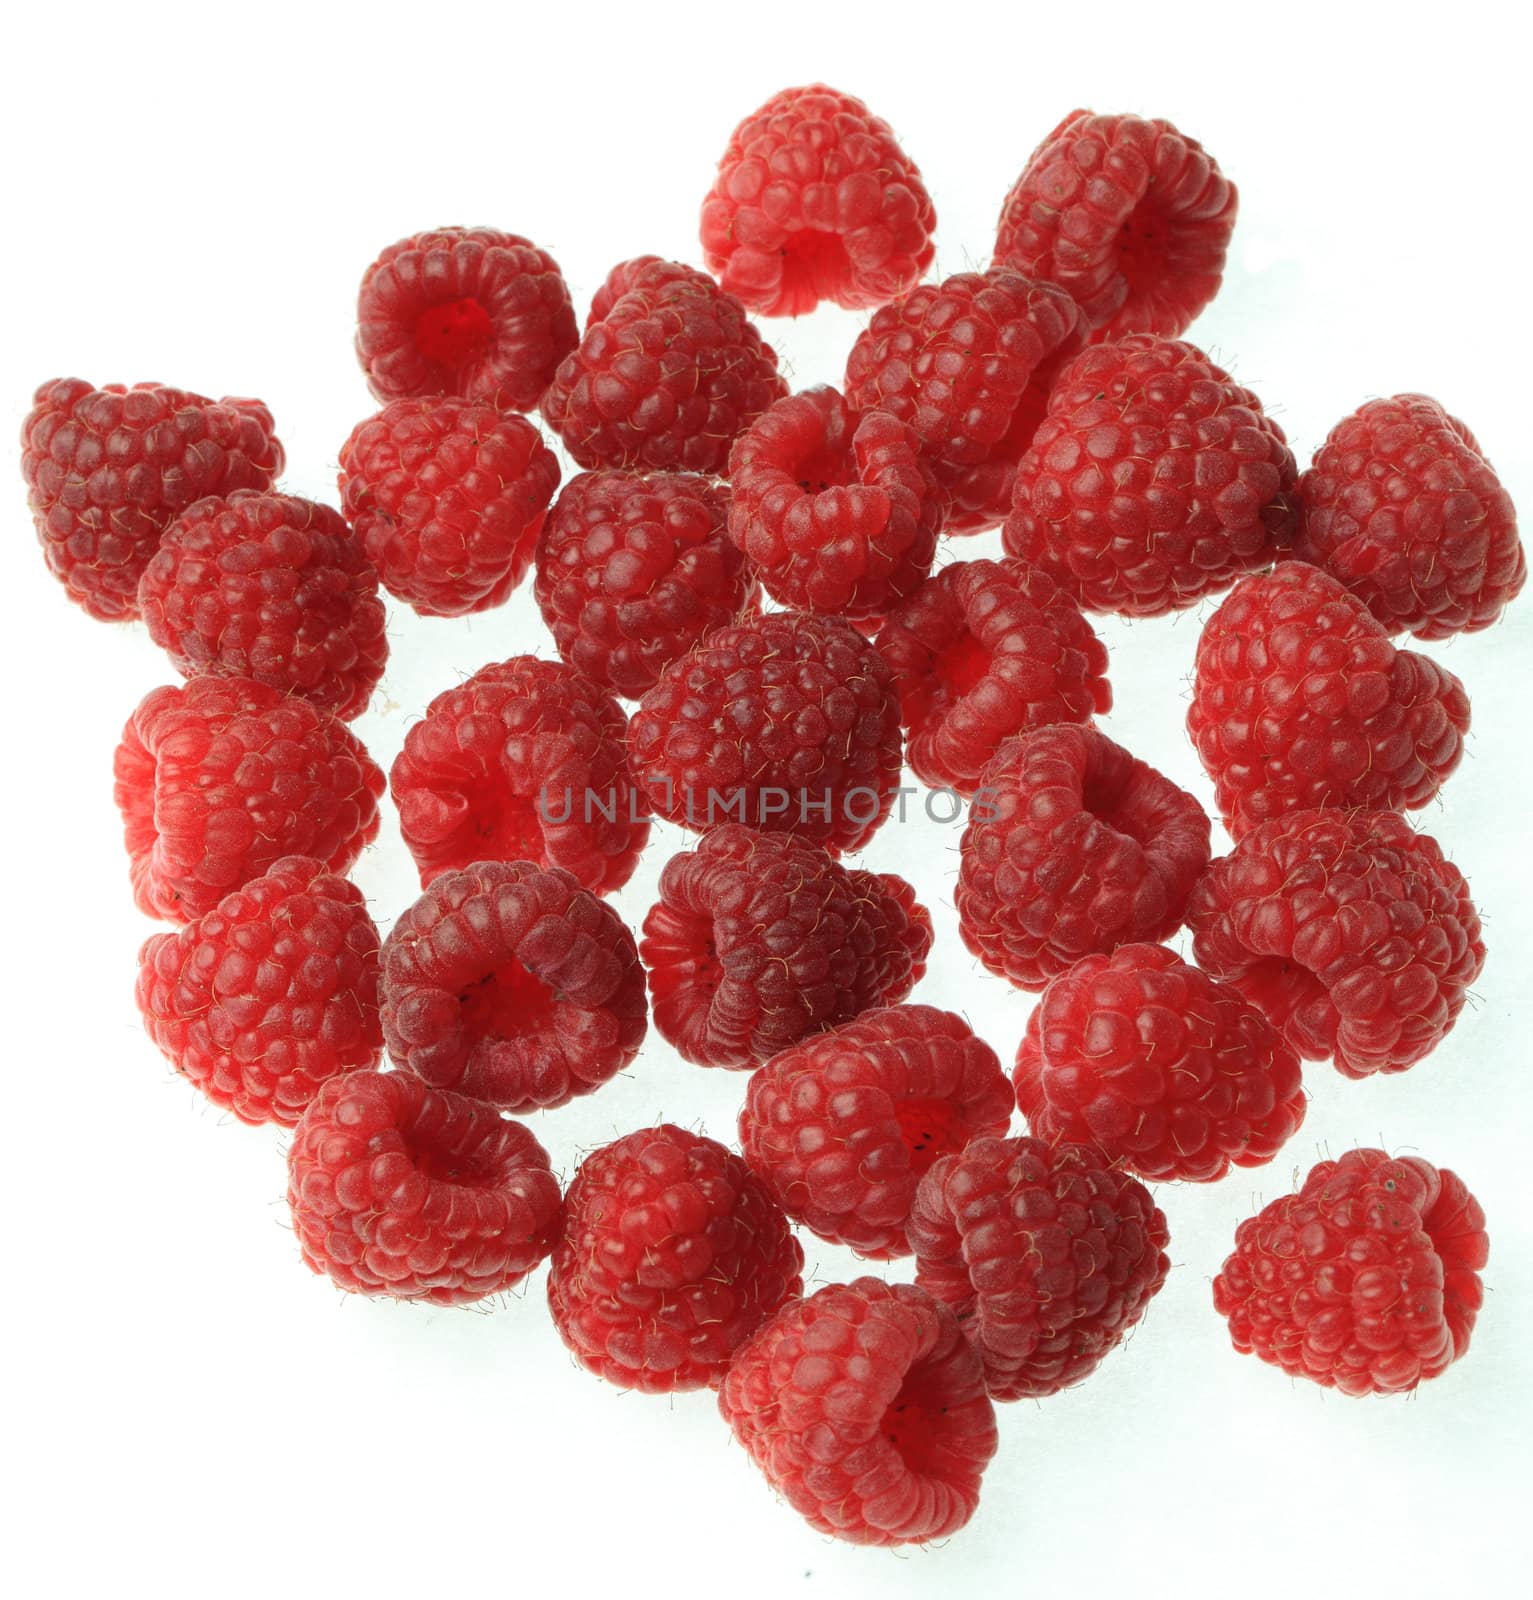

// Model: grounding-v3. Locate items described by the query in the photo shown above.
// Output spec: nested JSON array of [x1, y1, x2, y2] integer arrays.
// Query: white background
[[3, 3, 1529, 1595]]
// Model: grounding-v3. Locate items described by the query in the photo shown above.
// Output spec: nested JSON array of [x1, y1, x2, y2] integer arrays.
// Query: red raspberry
[[532, 469, 755, 699], [1186, 808, 1484, 1078], [540, 257, 786, 476], [718, 1278, 997, 1546], [957, 724, 1211, 992], [876, 556, 1110, 795], [993, 111, 1237, 341], [910, 1136, 1169, 1399], [547, 1126, 804, 1392], [114, 676, 384, 924], [628, 610, 902, 852], [390, 656, 648, 895], [1014, 944, 1306, 1183], [641, 825, 932, 1070], [135, 856, 381, 1126], [738, 1005, 1013, 1258], [1212, 1149, 1488, 1395], [1188, 562, 1470, 839], [1293, 393, 1525, 640], [338, 397, 560, 618], [354, 227, 577, 412], [287, 1069, 561, 1306], [21, 378, 283, 622], [380, 861, 645, 1112]]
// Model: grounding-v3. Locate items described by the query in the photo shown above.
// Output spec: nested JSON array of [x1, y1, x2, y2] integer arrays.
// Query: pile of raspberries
[[25, 88, 1512, 1549]]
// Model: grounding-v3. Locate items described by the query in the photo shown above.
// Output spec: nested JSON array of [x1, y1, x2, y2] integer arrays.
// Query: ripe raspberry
[[1004, 335, 1298, 615], [547, 1126, 803, 1392], [338, 397, 560, 618], [876, 556, 1110, 796], [380, 861, 645, 1113], [993, 111, 1237, 341], [958, 724, 1211, 992], [21, 378, 283, 622], [135, 856, 381, 1126], [1212, 1149, 1488, 1395], [701, 85, 937, 318], [532, 469, 754, 699], [390, 656, 648, 895], [114, 676, 383, 924], [1186, 809, 1484, 1078], [718, 1277, 997, 1546], [540, 257, 786, 476], [844, 269, 1084, 534], [641, 825, 932, 1070], [287, 1069, 561, 1306], [909, 1135, 1169, 1399], [628, 610, 902, 852], [1188, 562, 1470, 839], [354, 227, 577, 412], [1293, 393, 1525, 640]]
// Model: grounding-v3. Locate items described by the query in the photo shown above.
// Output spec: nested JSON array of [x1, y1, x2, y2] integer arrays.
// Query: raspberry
[[338, 397, 560, 618], [909, 1135, 1169, 1399], [1188, 562, 1471, 839], [641, 825, 932, 1070], [135, 856, 381, 1126], [876, 556, 1111, 795], [1293, 393, 1525, 640], [718, 1278, 997, 1546], [114, 676, 383, 924], [701, 85, 936, 318], [993, 111, 1237, 341], [844, 269, 1084, 534], [380, 861, 645, 1112], [738, 1005, 1013, 1258], [287, 1069, 561, 1306], [390, 656, 648, 895], [1013, 944, 1306, 1183], [957, 724, 1211, 992], [532, 469, 754, 699], [1186, 808, 1484, 1078], [21, 378, 283, 622], [540, 257, 786, 476], [138, 491, 387, 721], [726, 387, 941, 621], [547, 1126, 803, 1392], [354, 227, 577, 412], [1003, 335, 1298, 615], [628, 610, 902, 852], [1212, 1149, 1489, 1395]]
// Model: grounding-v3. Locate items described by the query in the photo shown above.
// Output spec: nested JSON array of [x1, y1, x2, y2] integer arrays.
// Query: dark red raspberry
[[876, 556, 1110, 795], [21, 378, 283, 622], [547, 1126, 803, 1392], [1293, 393, 1525, 640], [390, 656, 648, 895], [540, 257, 786, 476], [1186, 809, 1484, 1078], [135, 856, 381, 1126], [641, 825, 931, 1070], [354, 227, 577, 412], [1188, 562, 1470, 839], [958, 725, 1211, 992], [718, 1277, 997, 1546], [910, 1135, 1169, 1399], [1212, 1149, 1488, 1395], [380, 861, 645, 1113], [993, 110, 1236, 341], [701, 85, 937, 318], [338, 397, 559, 618], [114, 676, 383, 924]]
